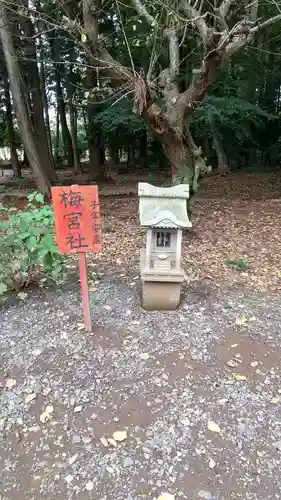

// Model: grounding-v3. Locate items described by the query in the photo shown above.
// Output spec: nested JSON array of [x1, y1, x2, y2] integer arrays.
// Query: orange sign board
[[51, 185, 101, 254]]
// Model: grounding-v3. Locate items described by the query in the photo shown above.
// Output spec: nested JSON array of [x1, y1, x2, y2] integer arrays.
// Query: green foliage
[[225, 259, 250, 271], [95, 99, 146, 148], [0, 192, 67, 298], [194, 95, 276, 142], [192, 91, 279, 168]]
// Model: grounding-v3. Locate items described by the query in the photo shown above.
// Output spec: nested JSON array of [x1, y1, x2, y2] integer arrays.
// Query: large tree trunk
[[3, 71, 21, 177], [20, 0, 57, 183], [0, 6, 52, 196], [150, 112, 206, 196], [209, 115, 229, 173]]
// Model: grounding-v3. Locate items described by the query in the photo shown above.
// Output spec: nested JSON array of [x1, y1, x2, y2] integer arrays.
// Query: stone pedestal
[[138, 183, 191, 311], [141, 281, 181, 310]]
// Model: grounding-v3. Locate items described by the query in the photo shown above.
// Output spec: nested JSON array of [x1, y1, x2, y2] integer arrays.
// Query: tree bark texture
[[67, 45, 81, 173], [86, 66, 105, 181], [209, 115, 229, 172], [20, 0, 57, 183], [0, 7, 52, 196], [3, 70, 21, 177], [49, 34, 74, 166]]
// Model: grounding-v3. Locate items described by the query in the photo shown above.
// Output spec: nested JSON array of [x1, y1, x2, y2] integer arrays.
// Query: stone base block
[[141, 280, 181, 311]]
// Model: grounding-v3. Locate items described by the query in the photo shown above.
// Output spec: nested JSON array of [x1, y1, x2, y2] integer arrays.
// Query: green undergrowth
[[0, 192, 67, 300]]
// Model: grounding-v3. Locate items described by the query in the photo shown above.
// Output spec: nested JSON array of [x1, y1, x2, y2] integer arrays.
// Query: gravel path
[[1, 273, 281, 500]]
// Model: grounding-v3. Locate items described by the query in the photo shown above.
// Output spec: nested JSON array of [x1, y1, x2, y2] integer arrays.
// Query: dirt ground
[[1, 171, 281, 499], [97, 170, 281, 292], [1, 278, 281, 500]]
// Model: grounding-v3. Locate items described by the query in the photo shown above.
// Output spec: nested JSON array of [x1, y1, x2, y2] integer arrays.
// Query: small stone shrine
[[138, 182, 191, 310]]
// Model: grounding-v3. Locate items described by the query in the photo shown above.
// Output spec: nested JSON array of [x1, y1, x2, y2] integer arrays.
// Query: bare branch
[[180, 0, 208, 48], [179, 52, 221, 115], [245, 0, 259, 21], [224, 11, 281, 55], [219, 0, 234, 20], [130, 0, 155, 25], [166, 28, 179, 78], [82, 0, 133, 84], [251, 14, 281, 33]]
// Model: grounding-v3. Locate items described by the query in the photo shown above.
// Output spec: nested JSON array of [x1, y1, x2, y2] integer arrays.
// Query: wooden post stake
[[79, 252, 92, 332]]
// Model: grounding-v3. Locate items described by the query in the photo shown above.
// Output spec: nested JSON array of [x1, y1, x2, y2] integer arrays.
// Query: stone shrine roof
[[138, 183, 192, 229]]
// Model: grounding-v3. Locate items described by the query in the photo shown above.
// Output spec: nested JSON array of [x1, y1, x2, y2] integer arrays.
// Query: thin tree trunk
[[55, 102, 60, 164], [0, 7, 51, 196], [39, 46, 53, 158], [114, 149, 119, 164], [82, 107, 88, 136], [69, 98, 81, 173], [139, 129, 148, 166], [99, 135, 105, 165], [67, 45, 81, 173], [23, 150, 29, 168], [209, 115, 229, 173], [49, 34, 74, 167], [57, 78, 73, 166], [3, 71, 21, 177], [87, 66, 104, 181]]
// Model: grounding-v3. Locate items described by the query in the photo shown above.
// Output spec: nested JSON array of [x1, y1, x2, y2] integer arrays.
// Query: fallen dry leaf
[[207, 421, 221, 433], [100, 437, 109, 447], [273, 441, 281, 451], [209, 458, 216, 469], [218, 398, 228, 406], [270, 397, 280, 404], [32, 349, 42, 357], [235, 315, 248, 326], [40, 405, 54, 424], [65, 475, 73, 484], [73, 405, 83, 413], [40, 412, 51, 423], [250, 361, 259, 368], [85, 481, 94, 491], [108, 438, 118, 448], [42, 387, 52, 396], [25, 393, 37, 404], [5, 378, 16, 389], [157, 494, 175, 500], [112, 430, 127, 442], [226, 359, 238, 368], [18, 292, 27, 300], [139, 353, 150, 361], [69, 454, 78, 465], [233, 374, 247, 381]]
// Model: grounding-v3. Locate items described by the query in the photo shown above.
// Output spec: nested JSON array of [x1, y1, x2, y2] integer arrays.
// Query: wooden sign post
[[51, 185, 101, 332]]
